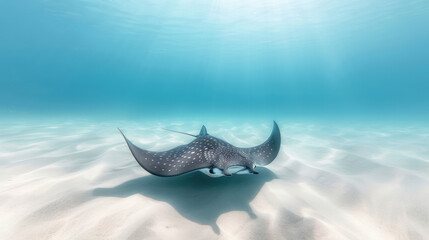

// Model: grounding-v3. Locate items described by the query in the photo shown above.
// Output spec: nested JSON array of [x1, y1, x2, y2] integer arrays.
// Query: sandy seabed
[[0, 120, 428, 240]]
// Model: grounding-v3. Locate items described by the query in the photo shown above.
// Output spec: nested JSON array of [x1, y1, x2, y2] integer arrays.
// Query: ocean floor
[[0, 119, 428, 240]]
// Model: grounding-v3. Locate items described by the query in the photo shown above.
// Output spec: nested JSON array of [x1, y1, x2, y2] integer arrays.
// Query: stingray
[[118, 121, 281, 177]]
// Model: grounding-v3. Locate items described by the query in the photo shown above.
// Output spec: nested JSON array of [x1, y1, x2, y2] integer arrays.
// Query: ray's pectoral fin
[[240, 121, 281, 166], [118, 129, 211, 177]]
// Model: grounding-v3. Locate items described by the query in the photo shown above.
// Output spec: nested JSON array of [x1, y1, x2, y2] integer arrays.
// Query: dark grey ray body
[[119, 121, 281, 177]]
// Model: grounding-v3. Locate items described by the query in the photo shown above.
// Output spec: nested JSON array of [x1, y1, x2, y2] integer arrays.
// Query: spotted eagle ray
[[118, 121, 281, 177]]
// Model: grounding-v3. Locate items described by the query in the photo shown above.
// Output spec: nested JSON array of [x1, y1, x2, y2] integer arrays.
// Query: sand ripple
[[0, 120, 428, 240]]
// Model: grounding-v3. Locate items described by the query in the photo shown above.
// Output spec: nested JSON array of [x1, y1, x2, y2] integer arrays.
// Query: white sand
[[0, 120, 428, 240]]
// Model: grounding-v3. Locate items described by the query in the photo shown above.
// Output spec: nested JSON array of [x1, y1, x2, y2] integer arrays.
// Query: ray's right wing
[[119, 129, 212, 177], [240, 121, 281, 166]]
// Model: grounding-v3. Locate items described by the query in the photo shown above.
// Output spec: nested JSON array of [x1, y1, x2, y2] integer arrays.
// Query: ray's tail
[[161, 128, 197, 137]]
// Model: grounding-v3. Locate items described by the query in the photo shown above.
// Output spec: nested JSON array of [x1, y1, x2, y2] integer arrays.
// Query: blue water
[[1, 0, 428, 120], [2, 2, 429, 238]]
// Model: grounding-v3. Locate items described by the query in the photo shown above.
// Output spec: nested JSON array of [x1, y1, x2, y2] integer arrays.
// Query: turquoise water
[[1, 2, 429, 239], [1, 0, 428, 119]]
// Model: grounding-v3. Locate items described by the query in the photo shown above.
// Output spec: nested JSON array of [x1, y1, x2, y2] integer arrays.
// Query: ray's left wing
[[119, 129, 211, 177]]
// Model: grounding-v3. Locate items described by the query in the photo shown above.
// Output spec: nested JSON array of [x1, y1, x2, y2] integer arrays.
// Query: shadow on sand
[[93, 168, 277, 233]]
